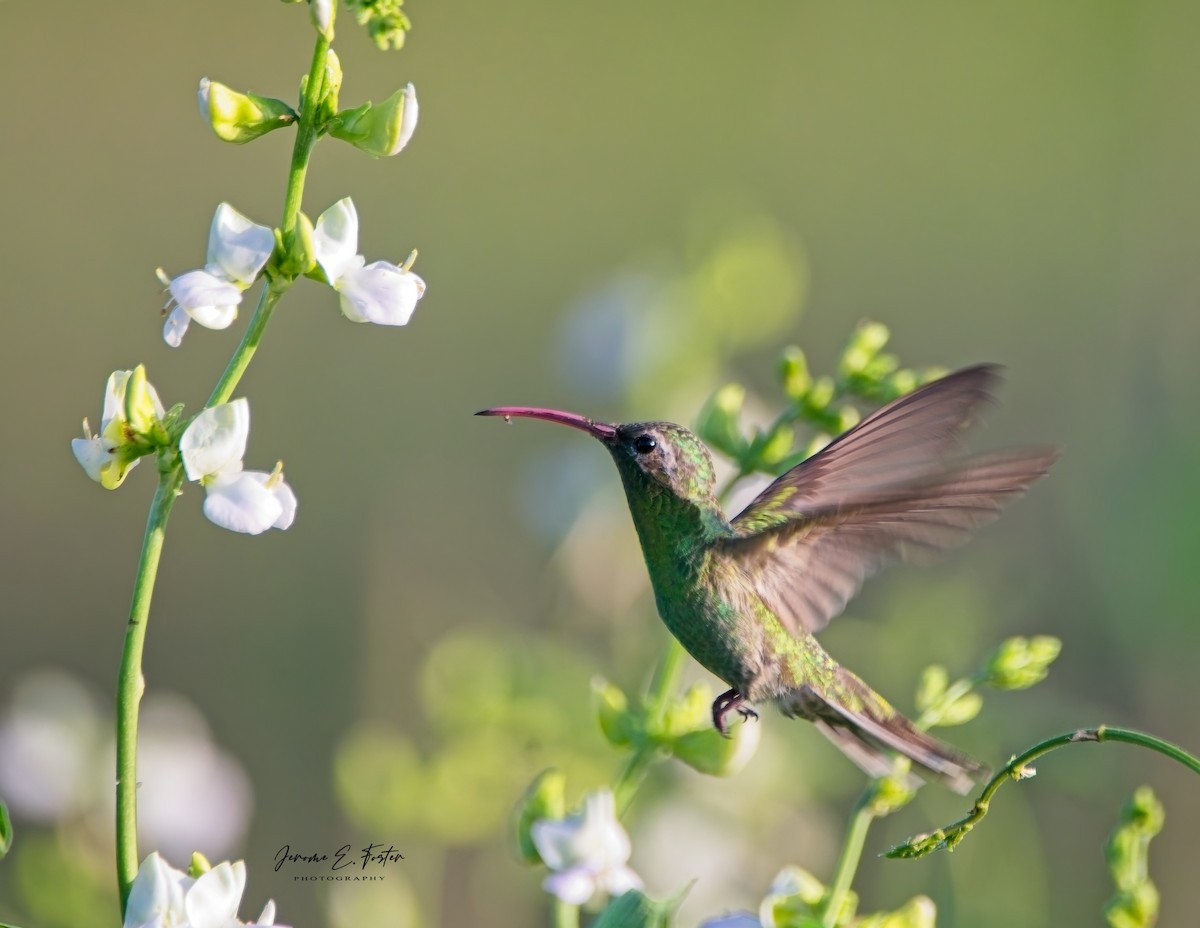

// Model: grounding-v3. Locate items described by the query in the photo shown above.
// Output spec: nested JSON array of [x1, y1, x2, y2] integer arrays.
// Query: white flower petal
[[72, 436, 114, 482], [600, 864, 643, 898], [180, 399, 250, 481], [391, 83, 418, 155], [123, 852, 190, 928], [542, 867, 598, 906], [203, 472, 285, 535], [163, 305, 192, 347], [185, 860, 246, 928], [170, 269, 243, 329], [207, 203, 274, 286], [101, 370, 131, 430], [336, 262, 425, 326], [255, 899, 277, 925], [312, 198, 361, 283]]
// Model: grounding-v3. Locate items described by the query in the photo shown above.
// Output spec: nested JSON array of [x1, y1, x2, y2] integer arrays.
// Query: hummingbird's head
[[476, 407, 718, 504]]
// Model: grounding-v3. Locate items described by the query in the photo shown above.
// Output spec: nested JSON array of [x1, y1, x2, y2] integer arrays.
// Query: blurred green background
[[2, 1, 1199, 925]]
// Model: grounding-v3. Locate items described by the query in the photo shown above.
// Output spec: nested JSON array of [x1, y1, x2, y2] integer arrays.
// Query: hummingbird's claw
[[712, 688, 755, 738]]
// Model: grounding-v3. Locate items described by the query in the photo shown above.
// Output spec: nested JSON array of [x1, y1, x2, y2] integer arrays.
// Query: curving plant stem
[[887, 726, 1200, 860]]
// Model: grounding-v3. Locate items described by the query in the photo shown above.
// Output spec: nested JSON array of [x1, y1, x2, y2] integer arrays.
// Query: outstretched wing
[[721, 365, 1058, 635]]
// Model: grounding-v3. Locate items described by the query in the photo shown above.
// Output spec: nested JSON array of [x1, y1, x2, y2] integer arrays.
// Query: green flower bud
[[855, 895, 936, 928], [934, 691, 983, 727], [779, 346, 811, 401], [805, 376, 835, 414], [839, 322, 891, 377], [670, 716, 760, 777], [593, 889, 684, 928], [123, 364, 165, 439], [188, 851, 212, 877], [1105, 883, 1160, 928], [511, 769, 566, 865], [865, 769, 917, 817], [197, 79, 296, 144], [756, 425, 794, 468], [279, 212, 317, 279], [759, 866, 837, 928], [330, 83, 419, 158], [914, 665, 948, 714], [696, 383, 747, 459], [659, 683, 712, 739], [983, 636, 1062, 690], [593, 677, 637, 747]]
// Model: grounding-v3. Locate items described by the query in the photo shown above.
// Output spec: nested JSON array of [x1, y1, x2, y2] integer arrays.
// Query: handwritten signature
[[274, 843, 405, 873]]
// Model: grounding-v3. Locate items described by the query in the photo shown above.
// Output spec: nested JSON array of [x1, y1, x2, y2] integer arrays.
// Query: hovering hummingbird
[[478, 365, 1058, 792]]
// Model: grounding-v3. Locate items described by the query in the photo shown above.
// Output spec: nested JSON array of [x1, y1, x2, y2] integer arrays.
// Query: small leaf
[[914, 665, 948, 714]]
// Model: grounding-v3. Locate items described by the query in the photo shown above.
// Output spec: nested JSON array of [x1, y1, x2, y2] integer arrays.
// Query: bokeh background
[[2, 1, 1199, 925]]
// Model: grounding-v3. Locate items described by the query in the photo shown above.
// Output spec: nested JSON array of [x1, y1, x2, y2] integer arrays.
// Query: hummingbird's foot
[[712, 688, 758, 738]]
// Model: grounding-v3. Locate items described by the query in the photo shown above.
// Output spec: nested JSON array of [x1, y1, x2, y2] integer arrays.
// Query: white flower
[[385, 83, 419, 156], [163, 204, 274, 347], [531, 789, 642, 906], [71, 368, 165, 489], [313, 198, 425, 326], [179, 400, 296, 535], [123, 852, 285, 928]]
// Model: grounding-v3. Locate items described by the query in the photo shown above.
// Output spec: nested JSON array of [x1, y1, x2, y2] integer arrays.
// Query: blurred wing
[[731, 364, 1003, 535], [724, 366, 1058, 635]]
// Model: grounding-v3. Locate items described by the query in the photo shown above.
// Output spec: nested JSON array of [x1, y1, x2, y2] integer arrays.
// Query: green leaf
[[593, 888, 686, 928]]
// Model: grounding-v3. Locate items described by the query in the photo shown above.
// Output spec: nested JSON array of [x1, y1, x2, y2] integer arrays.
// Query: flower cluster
[[179, 400, 296, 535], [123, 852, 285, 928]]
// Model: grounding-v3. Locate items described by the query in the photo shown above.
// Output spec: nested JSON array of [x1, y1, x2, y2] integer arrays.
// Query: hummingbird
[[478, 365, 1058, 793]]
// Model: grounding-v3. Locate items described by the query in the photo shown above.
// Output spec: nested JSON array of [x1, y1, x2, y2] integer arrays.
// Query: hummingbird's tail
[[779, 671, 987, 794]]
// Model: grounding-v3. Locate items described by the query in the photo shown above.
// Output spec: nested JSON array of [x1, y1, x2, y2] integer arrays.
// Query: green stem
[[115, 466, 185, 909], [552, 897, 580, 928], [205, 283, 285, 408], [888, 726, 1200, 859], [821, 792, 874, 928], [281, 34, 329, 236]]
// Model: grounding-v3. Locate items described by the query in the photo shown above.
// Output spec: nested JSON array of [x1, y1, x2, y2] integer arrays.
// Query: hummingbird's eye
[[634, 435, 658, 454]]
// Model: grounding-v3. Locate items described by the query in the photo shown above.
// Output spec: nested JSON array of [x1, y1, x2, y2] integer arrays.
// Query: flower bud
[[512, 769, 565, 865], [659, 684, 711, 740], [983, 636, 1062, 690], [865, 769, 918, 817], [310, 0, 334, 38], [914, 665, 948, 714], [197, 78, 296, 144], [593, 678, 637, 747], [839, 321, 891, 377], [755, 425, 793, 468], [934, 691, 982, 727], [189, 851, 212, 877], [696, 384, 747, 459], [279, 212, 317, 279], [759, 866, 831, 927], [778, 346, 810, 401], [670, 716, 760, 777], [855, 895, 936, 928], [330, 83, 419, 158], [122, 364, 164, 438]]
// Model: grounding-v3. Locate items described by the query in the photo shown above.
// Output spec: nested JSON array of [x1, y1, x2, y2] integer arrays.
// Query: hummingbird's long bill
[[476, 407, 618, 441]]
